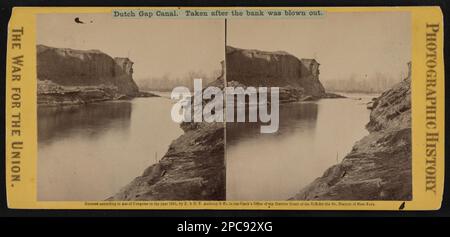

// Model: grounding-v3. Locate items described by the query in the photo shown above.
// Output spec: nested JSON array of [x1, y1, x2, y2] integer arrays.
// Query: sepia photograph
[[225, 12, 412, 201], [3, 2, 447, 219], [36, 14, 225, 201], [36, 11, 412, 202]]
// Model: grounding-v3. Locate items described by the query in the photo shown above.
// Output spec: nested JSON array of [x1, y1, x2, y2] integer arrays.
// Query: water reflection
[[226, 95, 372, 200], [227, 102, 318, 144], [38, 98, 183, 201], [38, 102, 132, 144]]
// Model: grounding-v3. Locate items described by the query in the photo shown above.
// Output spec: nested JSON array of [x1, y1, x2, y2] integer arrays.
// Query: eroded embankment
[[37, 45, 156, 106], [292, 72, 412, 200], [108, 122, 225, 200]]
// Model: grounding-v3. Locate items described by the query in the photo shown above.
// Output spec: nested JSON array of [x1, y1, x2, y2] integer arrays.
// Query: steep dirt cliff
[[226, 46, 326, 97], [37, 45, 139, 95], [37, 45, 144, 105], [292, 65, 412, 201]]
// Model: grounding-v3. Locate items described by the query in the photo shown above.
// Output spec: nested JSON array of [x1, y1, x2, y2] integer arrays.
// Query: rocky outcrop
[[292, 64, 412, 201], [37, 44, 138, 95], [108, 119, 225, 201], [226, 46, 326, 97], [37, 45, 149, 105], [108, 76, 225, 200], [366, 76, 411, 132]]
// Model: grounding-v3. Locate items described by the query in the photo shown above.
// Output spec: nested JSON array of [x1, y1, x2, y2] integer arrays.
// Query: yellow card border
[[5, 6, 445, 210]]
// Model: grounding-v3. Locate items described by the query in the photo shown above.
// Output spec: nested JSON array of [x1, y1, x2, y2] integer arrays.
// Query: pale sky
[[227, 12, 411, 81], [37, 14, 225, 80], [37, 12, 410, 83]]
